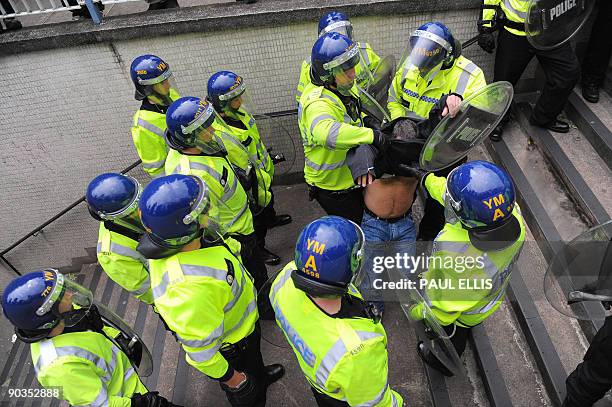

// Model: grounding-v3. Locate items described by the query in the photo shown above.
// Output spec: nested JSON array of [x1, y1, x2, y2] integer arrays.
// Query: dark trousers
[[443, 324, 471, 357], [233, 232, 273, 317], [493, 28, 579, 125], [311, 387, 349, 407], [564, 317, 612, 407], [417, 158, 465, 241], [581, 0, 612, 86], [220, 326, 267, 407], [253, 191, 277, 249], [311, 186, 364, 225]]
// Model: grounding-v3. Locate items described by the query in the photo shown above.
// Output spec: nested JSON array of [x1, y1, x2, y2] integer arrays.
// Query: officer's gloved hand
[[131, 392, 180, 407], [362, 115, 382, 130], [477, 32, 496, 54], [371, 129, 390, 152]]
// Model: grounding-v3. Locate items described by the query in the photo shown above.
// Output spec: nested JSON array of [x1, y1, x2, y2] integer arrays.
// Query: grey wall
[[0, 7, 524, 272]]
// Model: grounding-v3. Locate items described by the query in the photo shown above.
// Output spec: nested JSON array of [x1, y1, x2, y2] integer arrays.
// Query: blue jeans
[[360, 211, 417, 312]]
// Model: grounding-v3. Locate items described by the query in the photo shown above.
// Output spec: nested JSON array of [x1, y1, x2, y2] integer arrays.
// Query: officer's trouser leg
[[253, 192, 276, 249], [220, 326, 267, 407], [417, 158, 465, 241], [443, 324, 471, 357], [581, 0, 612, 86], [310, 387, 350, 407], [564, 317, 612, 407], [531, 43, 579, 125], [234, 233, 273, 318], [312, 187, 364, 224]]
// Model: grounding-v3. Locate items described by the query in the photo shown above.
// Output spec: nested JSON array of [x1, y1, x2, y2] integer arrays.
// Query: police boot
[[581, 82, 600, 104], [268, 214, 292, 229], [264, 364, 285, 386], [259, 246, 281, 266], [489, 123, 504, 142], [417, 342, 454, 377]]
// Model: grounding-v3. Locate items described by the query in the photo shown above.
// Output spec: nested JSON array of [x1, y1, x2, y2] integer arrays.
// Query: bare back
[[364, 176, 417, 218]]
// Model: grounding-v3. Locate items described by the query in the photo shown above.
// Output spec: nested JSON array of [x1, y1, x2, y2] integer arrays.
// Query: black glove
[[131, 392, 180, 407], [395, 164, 428, 181], [114, 334, 142, 367], [477, 32, 496, 54], [371, 129, 390, 152], [271, 152, 286, 165], [362, 115, 382, 130], [220, 373, 262, 407]]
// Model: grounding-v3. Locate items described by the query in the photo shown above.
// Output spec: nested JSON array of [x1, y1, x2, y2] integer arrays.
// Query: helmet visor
[[347, 220, 367, 288], [401, 30, 450, 80], [37, 271, 93, 329], [319, 20, 354, 40], [181, 104, 226, 155], [145, 75, 180, 107], [96, 177, 142, 222]]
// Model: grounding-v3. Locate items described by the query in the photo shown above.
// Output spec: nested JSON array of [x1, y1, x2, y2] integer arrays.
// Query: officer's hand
[[442, 95, 462, 118], [477, 32, 496, 54], [357, 172, 375, 187], [363, 115, 382, 130], [371, 130, 390, 151], [131, 391, 179, 407], [396, 164, 428, 181]]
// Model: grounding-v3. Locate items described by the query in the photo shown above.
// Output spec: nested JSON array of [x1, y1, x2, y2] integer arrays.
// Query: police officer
[[412, 161, 525, 376], [138, 174, 284, 406], [296, 11, 382, 104], [207, 70, 292, 266], [164, 96, 273, 318], [130, 54, 180, 178], [269, 216, 402, 406], [580, 0, 612, 104], [478, 0, 579, 138], [299, 32, 389, 224], [86, 173, 153, 304], [388, 22, 487, 241], [1, 269, 177, 406]]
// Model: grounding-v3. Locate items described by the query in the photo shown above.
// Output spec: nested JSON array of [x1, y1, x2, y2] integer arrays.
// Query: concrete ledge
[[0, 0, 480, 55]]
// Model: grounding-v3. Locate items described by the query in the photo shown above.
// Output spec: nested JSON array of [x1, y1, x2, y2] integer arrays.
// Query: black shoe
[[268, 214, 292, 229], [1, 18, 22, 32], [260, 247, 280, 266], [489, 123, 504, 142], [264, 364, 285, 385], [543, 119, 570, 133], [581, 82, 600, 104], [417, 342, 454, 377]]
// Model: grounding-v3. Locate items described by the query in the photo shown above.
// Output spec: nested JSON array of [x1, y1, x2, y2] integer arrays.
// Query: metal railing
[[0, 159, 141, 276]]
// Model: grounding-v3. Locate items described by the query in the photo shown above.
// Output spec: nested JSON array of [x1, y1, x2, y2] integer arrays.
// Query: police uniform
[[96, 222, 153, 304], [482, 0, 579, 126], [296, 42, 381, 104], [413, 173, 525, 355], [165, 148, 272, 317], [270, 262, 403, 407], [388, 56, 486, 240], [148, 242, 268, 403], [299, 83, 375, 224], [131, 97, 173, 178], [32, 326, 148, 406]]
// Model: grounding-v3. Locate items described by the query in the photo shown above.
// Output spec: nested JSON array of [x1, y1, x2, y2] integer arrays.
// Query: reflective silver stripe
[[326, 122, 342, 149], [177, 320, 224, 348], [434, 241, 469, 253], [270, 269, 293, 302], [463, 286, 506, 315], [182, 264, 227, 281], [310, 114, 335, 135], [224, 265, 246, 311], [304, 156, 346, 171], [131, 278, 151, 297], [388, 85, 397, 103], [224, 298, 257, 337], [74, 386, 108, 407], [355, 378, 390, 407], [109, 242, 146, 263], [504, 0, 526, 19], [186, 343, 222, 363], [358, 44, 370, 66], [142, 159, 166, 170], [227, 201, 249, 229], [188, 162, 238, 202], [137, 118, 165, 138], [222, 133, 246, 151], [320, 93, 341, 107], [315, 331, 382, 387], [392, 393, 400, 407], [96, 242, 102, 253], [455, 62, 477, 96], [123, 366, 135, 382], [36, 344, 117, 385], [152, 271, 170, 300], [343, 113, 352, 124]]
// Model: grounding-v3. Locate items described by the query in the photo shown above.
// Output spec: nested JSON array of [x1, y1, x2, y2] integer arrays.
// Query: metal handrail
[[0, 159, 142, 276]]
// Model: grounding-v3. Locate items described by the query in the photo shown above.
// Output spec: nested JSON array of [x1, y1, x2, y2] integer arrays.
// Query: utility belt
[[363, 206, 412, 224], [219, 324, 259, 359], [502, 19, 525, 32], [308, 184, 358, 201]]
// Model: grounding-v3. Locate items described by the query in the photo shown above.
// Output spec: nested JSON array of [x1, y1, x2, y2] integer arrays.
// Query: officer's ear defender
[[291, 270, 347, 297]]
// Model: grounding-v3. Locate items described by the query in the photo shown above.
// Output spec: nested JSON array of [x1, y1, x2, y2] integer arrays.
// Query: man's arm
[[305, 101, 375, 149], [296, 60, 311, 104]]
